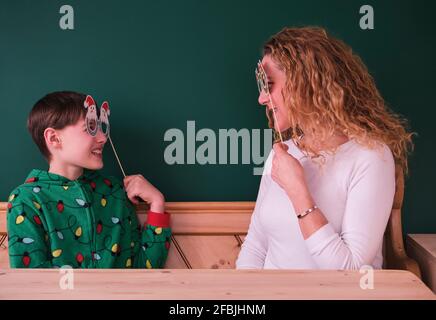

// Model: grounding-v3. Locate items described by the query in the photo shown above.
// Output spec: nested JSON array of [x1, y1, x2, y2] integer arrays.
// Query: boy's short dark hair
[[27, 91, 87, 160]]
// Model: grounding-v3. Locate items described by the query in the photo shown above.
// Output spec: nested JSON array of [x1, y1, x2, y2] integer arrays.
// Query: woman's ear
[[44, 127, 62, 149]]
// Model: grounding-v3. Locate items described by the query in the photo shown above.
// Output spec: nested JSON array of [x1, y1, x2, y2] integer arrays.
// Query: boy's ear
[[44, 128, 62, 149]]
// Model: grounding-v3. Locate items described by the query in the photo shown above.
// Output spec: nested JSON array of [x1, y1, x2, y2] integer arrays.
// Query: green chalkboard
[[1, 0, 435, 234]]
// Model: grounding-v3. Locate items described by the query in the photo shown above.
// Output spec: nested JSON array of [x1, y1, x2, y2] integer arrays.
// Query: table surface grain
[[0, 268, 434, 300]]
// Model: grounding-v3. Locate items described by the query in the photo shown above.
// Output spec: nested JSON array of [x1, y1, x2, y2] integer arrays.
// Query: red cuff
[[145, 210, 170, 228]]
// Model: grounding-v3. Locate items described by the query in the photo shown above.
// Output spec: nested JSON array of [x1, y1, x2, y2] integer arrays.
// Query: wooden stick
[[268, 95, 284, 143], [108, 136, 126, 178]]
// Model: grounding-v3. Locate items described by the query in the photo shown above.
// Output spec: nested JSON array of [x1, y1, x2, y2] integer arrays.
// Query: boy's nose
[[95, 130, 107, 144]]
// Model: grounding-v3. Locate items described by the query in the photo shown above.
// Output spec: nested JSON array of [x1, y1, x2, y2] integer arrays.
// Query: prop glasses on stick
[[84, 95, 126, 177], [255, 60, 283, 143]]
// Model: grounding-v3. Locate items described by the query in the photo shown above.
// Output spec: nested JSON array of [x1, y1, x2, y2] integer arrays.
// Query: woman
[[236, 27, 414, 270]]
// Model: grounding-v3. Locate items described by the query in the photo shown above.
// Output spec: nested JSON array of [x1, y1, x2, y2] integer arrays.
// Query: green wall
[[1, 0, 435, 234]]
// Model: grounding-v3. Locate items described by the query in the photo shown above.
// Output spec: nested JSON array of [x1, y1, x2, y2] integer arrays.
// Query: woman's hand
[[271, 143, 310, 202], [123, 174, 165, 213]]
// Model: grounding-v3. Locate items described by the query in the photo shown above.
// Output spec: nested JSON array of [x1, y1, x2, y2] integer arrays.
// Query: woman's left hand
[[271, 143, 308, 200]]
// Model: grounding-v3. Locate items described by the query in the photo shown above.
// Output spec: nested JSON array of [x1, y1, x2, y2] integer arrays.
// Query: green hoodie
[[6, 169, 171, 268]]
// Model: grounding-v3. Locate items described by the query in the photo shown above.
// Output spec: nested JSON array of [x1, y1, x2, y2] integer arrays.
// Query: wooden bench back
[[383, 167, 421, 276], [0, 201, 252, 269], [0, 168, 421, 276]]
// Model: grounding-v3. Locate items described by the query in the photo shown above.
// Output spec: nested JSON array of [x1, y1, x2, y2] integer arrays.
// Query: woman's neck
[[303, 132, 349, 153]]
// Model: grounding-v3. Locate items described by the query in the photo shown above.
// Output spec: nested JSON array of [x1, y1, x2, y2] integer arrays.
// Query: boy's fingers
[[130, 198, 139, 205], [126, 192, 139, 205], [125, 184, 136, 200], [123, 175, 138, 188], [125, 184, 131, 194], [124, 175, 134, 183]]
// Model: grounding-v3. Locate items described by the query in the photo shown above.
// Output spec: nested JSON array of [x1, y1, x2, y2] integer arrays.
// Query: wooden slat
[[174, 235, 241, 269], [0, 201, 254, 235], [0, 202, 7, 234], [0, 201, 251, 269], [0, 237, 8, 269], [163, 239, 188, 269]]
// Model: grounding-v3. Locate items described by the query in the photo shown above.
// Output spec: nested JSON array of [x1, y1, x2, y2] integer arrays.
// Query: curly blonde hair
[[263, 26, 415, 175]]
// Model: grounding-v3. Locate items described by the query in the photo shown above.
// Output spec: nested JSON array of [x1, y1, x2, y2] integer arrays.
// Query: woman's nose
[[258, 91, 269, 106]]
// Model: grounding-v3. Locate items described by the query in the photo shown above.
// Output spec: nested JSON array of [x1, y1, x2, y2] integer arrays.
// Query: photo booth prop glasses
[[84, 95, 126, 177], [255, 60, 283, 143], [84, 95, 110, 137]]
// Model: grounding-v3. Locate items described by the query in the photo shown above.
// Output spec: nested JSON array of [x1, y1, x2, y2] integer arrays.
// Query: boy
[[7, 91, 171, 268]]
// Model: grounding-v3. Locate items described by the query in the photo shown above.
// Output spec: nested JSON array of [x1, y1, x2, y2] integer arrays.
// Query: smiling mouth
[[91, 149, 103, 157], [268, 106, 278, 112]]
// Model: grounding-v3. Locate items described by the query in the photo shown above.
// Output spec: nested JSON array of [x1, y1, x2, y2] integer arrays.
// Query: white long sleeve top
[[236, 138, 396, 270]]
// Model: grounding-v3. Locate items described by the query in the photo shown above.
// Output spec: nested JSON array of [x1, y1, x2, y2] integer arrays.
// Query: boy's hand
[[123, 174, 165, 213]]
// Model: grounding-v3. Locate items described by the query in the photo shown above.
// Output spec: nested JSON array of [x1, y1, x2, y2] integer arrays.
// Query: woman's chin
[[277, 123, 292, 133]]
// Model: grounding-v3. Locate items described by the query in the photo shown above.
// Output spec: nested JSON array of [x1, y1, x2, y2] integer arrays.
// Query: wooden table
[[0, 269, 434, 300]]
